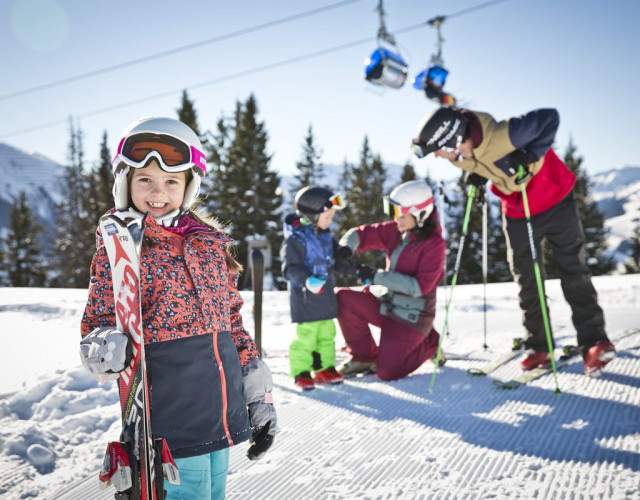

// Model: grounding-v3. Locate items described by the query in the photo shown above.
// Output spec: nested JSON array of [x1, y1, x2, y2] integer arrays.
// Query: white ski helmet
[[384, 179, 434, 228], [111, 117, 207, 211]]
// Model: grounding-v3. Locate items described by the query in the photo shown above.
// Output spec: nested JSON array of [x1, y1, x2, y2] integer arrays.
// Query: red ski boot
[[583, 341, 616, 376], [520, 350, 551, 371], [294, 371, 315, 391], [314, 366, 344, 385]]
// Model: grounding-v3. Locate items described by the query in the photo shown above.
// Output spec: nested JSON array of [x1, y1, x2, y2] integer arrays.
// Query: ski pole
[[438, 180, 449, 336], [517, 165, 561, 395], [482, 193, 488, 349], [429, 184, 476, 392]]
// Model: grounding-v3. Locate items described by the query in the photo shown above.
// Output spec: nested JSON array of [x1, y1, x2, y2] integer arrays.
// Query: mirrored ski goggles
[[324, 193, 345, 210], [411, 133, 462, 159], [114, 133, 207, 174], [411, 139, 431, 159], [383, 196, 434, 219]]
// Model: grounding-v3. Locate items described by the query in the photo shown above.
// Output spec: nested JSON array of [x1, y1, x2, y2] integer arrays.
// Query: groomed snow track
[[51, 325, 640, 499]]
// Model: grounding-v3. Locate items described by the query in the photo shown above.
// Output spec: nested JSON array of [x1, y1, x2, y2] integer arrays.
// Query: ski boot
[[583, 341, 616, 376], [314, 366, 344, 384]]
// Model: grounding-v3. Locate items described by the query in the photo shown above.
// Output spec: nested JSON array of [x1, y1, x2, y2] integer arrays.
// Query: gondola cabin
[[364, 45, 408, 89]]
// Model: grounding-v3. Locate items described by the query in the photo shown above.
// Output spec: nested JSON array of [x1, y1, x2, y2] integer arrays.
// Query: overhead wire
[[0, 0, 509, 140], [0, 0, 365, 102]]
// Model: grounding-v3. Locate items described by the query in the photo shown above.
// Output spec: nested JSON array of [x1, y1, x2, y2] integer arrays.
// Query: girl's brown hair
[[188, 201, 243, 273]]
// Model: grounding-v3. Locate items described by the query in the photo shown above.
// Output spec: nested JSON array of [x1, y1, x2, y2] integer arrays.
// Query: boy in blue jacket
[[281, 186, 348, 390]]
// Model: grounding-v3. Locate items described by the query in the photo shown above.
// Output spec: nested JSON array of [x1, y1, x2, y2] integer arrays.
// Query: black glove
[[464, 172, 488, 187], [357, 264, 376, 284], [336, 258, 359, 276], [334, 245, 353, 263], [247, 416, 274, 461], [242, 359, 277, 461], [497, 149, 537, 183]]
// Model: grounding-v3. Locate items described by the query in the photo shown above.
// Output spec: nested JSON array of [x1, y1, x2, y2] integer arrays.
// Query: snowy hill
[[0, 276, 639, 499], [591, 166, 640, 262], [0, 143, 65, 247]]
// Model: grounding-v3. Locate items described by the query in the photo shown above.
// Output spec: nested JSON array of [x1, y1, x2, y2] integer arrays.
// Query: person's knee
[[376, 361, 406, 381]]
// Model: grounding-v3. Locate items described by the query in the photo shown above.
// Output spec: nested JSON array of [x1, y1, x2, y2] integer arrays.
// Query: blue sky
[[1, 0, 638, 182]]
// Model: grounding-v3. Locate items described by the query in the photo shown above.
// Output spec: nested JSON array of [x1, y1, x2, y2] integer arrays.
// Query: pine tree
[[400, 162, 416, 183], [4, 191, 47, 286], [543, 139, 614, 277], [338, 158, 353, 198], [176, 90, 203, 137], [338, 136, 387, 271], [51, 119, 95, 287], [86, 131, 113, 224], [292, 125, 324, 193], [443, 175, 510, 285], [449, 174, 483, 284], [0, 232, 6, 285], [201, 114, 232, 212], [624, 222, 640, 273], [202, 94, 282, 285]]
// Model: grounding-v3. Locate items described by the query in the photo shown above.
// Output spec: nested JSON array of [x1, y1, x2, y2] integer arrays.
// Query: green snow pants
[[289, 319, 337, 377]]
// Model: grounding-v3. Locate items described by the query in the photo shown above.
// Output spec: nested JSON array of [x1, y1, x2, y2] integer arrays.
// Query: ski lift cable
[[0, 0, 510, 139], [0, 0, 365, 103], [0, 34, 388, 139]]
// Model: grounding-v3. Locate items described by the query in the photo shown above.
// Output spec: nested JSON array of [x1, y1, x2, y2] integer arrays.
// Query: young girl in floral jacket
[[79, 117, 276, 499]]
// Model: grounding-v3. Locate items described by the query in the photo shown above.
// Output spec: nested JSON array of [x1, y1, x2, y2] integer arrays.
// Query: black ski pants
[[502, 192, 608, 353]]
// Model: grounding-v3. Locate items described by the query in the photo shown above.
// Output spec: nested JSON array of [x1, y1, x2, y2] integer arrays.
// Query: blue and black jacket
[[280, 214, 339, 323]]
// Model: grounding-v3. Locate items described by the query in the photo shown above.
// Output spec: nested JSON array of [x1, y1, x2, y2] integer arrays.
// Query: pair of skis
[[467, 325, 640, 390], [492, 345, 581, 390], [98, 214, 179, 499]]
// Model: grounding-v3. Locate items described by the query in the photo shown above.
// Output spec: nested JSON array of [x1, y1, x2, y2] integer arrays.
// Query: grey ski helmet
[[412, 107, 467, 158], [383, 180, 434, 228], [294, 186, 345, 224], [111, 117, 207, 212]]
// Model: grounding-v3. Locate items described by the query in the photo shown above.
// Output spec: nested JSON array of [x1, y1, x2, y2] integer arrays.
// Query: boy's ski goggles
[[114, 133, 207, 174], [383, 196, 434, 218], [326, 193, 345, 210]]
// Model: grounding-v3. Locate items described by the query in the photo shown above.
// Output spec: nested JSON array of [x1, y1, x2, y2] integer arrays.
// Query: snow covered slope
[[591, 166, 640, 263], [0, 143, 65, 246], [1, 276, 639, 499]]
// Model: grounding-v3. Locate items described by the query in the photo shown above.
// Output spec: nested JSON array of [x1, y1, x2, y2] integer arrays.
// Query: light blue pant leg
[[210, 448, 229, 499], [164, 448, 229, 500]]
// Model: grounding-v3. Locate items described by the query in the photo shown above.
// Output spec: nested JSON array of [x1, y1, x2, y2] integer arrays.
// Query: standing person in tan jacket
[[412, 107, 615, 376]]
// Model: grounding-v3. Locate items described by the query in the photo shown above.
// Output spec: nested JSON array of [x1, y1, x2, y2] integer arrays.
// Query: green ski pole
[[517, 165, 561, 396], [429, 184, 476, 392]]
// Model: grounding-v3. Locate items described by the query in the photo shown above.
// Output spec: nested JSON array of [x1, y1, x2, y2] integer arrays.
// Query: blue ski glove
[[80, 326, 132, 381], [305, 275, 326, 294], [356, 264, 377, 285], [242, 358, 277, 460]]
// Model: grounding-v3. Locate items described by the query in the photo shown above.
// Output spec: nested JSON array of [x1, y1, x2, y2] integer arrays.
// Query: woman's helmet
[[383, 179, 434, 228], [411, 107, 467, 158], [111, 117, 207, 211], [294, 186, 345, 224]]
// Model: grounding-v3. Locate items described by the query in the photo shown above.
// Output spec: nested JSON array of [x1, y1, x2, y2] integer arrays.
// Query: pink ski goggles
[[113, 133, 206, 174]]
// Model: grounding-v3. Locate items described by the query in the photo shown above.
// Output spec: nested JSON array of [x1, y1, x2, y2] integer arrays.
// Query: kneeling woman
[[337, 180, 445, 381]]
